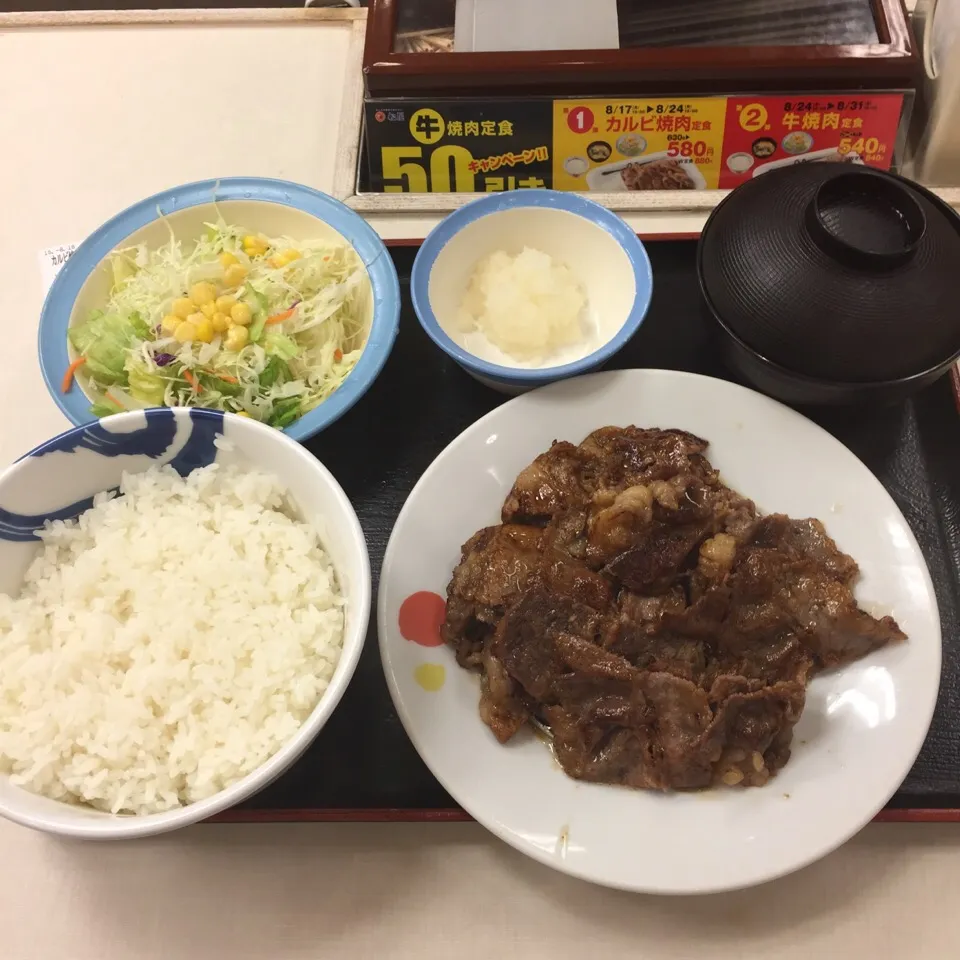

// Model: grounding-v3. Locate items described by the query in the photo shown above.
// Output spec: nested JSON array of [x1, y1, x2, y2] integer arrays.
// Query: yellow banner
[[552, 98, 729, 192]]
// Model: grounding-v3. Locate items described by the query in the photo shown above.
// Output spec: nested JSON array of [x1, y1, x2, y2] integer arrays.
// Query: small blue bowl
[[39, 178, 400, 443], [411, 190, 653, 393]]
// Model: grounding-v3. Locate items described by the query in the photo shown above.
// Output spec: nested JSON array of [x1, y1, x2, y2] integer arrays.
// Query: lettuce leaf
[[127, 362, 167, 406], [110, 254, 138, 292], [89, 398, 124, 418], [246, 286, 270, 343], [68, 310, 142, 386], [262, 331, 298, 361], [258, 355, 288, 388], [201, 373, 243, 397], [268, 396, 301, 428]]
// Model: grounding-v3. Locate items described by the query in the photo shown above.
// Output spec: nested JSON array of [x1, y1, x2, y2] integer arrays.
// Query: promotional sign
[[364, 94, 905, 193], [552, 98, 728, 191], [717, 94, 905, 189], [365, 100, 552, 193]]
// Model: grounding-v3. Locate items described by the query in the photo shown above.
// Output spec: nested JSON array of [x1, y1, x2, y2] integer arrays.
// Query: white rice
[[0, 463, 344, 815]]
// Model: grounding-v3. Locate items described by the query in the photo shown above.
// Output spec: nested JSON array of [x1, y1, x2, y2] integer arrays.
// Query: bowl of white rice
[[410, 190, 653, 394], [0, 408, 369, 838]]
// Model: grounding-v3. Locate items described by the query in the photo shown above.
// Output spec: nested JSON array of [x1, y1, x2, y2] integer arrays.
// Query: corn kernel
[[194, 318, 214, 343], [230, 302, 252, 326], [189, 281, 217, 306], [161, 314, 180, 335], [234, 410, 252, 418], [215, 295, 237, 314], [201, 302, 216, 319], [219, 252, 239, 268], [242, 235, 268, 257], [174, 321, 198, 343], [172, 297, 195, 319], [211, 312, 231, 334], [269, 249, 303, 269], [224, 325, 249, 352], [223, 263, 248, 288]]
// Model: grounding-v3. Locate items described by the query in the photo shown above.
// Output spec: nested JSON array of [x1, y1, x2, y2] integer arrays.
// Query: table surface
[[1, 12, 958, 960], [0, 819, 958, 959]]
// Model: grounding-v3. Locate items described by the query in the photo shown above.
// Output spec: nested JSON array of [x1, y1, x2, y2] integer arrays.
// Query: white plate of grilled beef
[[377, 369, 941, 893]]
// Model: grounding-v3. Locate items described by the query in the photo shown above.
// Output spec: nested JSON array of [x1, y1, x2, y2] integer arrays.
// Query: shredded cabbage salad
[[66, 220, 368, 428]]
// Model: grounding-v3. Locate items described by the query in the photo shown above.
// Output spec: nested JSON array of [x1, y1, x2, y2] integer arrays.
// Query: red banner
[[717, 94, 905, 190]]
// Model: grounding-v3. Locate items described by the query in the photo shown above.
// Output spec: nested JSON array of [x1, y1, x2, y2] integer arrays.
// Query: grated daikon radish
[[457, 248, 586, 363]]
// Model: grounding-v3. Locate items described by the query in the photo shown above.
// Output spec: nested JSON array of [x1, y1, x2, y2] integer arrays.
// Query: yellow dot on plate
[[414, 663, 446, 692]]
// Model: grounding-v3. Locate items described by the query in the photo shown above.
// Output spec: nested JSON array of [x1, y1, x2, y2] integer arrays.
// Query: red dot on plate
[[398, 591, 446, 647]]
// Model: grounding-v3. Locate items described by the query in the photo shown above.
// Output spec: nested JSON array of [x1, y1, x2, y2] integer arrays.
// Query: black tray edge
[[206, 807, 960, 824]]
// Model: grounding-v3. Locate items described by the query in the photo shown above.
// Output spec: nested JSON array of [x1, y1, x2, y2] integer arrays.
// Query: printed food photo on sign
[[717, 94, 905, 189], [552, 99, 727, 192], [365, 100, 553, 193]]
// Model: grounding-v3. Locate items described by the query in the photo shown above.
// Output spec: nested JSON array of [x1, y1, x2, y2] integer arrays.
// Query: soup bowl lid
[[698, 164, 960, 383]]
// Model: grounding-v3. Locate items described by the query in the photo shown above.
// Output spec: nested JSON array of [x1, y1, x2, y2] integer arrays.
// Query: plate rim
[[377, 368, 942, 893]]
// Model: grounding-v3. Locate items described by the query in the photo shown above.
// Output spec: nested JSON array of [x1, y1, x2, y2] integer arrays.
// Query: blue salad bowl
[[38, 178, 400, 443]]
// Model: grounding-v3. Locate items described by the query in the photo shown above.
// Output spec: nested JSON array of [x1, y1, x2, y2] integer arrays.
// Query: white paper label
[[38, 243, 79, 294]]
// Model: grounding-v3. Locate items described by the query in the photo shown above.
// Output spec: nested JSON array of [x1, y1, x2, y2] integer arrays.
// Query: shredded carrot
[[183, 369, 201, 393], [205, 370, 238, 383], [334, 348, 343, 362], [105, 392, 121, 407], [265, 307, 295, 326], [61, 356, 87, 393]]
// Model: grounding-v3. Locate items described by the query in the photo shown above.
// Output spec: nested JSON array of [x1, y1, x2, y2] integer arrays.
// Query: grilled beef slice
[[442, 427, 905, 790]]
